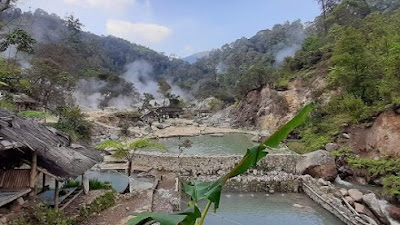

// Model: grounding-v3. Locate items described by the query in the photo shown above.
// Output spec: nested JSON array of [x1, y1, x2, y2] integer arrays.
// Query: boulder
[[251, 135, 261, 143], [354, 176, 367, 185], [386, 205, 400, 222], [325, 143, 339, 152], [339, 188, 348, 196], [348, 189, 363, 202], [363, 193, 390, 224], [342, 133, 351, 139], [354, 202, 379, 223], [344, 196, 355, 206], [296, 150, 338, 181], [317, 178, 329, 186]]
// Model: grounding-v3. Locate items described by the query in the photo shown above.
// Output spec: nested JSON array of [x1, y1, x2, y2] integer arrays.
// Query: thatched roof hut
[[0, 109, 101, 180], [0, 110, 102, 209]]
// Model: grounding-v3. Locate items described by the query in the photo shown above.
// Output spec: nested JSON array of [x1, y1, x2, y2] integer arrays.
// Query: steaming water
[[191, 193, 344, 225], [153, 133, 255, 155]]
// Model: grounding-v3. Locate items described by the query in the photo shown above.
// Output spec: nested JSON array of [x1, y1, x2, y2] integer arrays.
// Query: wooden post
[[42, 173, 46, 190], [30, 151, 37, 195], [54, 180, 59, 210], [82, 173, 89, 195]]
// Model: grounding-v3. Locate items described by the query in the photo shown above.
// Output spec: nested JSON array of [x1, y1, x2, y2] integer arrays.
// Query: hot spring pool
[[188, 193, 344, 225], [152, 133, 255, 155]]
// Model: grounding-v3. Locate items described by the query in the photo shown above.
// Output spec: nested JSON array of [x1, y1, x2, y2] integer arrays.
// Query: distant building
[[12, 94, 38, 111], [156, 106, 183, 118]]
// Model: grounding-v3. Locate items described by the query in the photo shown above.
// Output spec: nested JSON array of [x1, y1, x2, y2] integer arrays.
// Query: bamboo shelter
[[0, 110, 102, 209]]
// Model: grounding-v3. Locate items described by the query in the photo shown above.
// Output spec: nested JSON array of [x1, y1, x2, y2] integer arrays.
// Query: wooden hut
[[12, 94, 38, 111], [156, 106, 183, 118], [0, 110, 102, 210]]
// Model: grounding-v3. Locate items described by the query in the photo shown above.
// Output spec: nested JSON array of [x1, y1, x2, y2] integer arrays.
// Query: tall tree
[[27, 59, 74, 109]]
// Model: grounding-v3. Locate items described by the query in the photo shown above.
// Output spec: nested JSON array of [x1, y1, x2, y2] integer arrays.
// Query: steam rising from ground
[[73, 79, 106, 110], [122, 60, 160, 97], [216, 62, 227, 74], [74, 59, 191, 110], [275, 44, 301, 64], [123, 60, 192, 100]]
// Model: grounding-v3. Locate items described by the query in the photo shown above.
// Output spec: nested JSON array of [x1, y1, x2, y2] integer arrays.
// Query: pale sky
[[17, 0, 321, 57]]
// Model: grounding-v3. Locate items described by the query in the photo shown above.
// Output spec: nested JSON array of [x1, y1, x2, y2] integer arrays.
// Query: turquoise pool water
[[190, 193, 345, 225], [153, 133, 255, 155]]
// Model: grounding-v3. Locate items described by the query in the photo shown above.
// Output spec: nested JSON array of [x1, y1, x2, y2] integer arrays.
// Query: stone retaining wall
[[132, 151, 304, 176]]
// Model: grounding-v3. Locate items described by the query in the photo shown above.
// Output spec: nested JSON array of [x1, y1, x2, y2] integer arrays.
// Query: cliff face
[[349, 110, 400, 158], [232, 78, 314, 132]]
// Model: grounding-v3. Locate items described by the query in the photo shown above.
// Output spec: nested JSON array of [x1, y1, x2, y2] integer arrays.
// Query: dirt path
[[151, 171, 180, 213], [77, 190, 153, 225]]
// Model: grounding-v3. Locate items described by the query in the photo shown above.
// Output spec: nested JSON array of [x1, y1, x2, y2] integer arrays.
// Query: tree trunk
[[128, 160, 132, 176]]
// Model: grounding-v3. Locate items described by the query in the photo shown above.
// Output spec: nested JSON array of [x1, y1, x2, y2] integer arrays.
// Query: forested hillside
[[0, 7, 192, 109]]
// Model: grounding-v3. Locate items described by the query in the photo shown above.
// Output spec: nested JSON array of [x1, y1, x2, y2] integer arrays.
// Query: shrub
[[347, 157, 400, 178], [77, 191, 116, 220], [11, 204, 71, 225], [382, 175, 400, 202], [55, 107, 92, 141], [89, 179, 112, 190], [118, 123, 130, 137], [208, 98, 223, 112], [62, 181, 81, 188], [0, 98, 15, 110]]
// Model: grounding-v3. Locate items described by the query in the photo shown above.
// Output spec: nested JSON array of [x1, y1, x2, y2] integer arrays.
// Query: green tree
[[27, 59, 74, 108], [97, 139, 165, 176], [329, 27, 377, 104], [0, 28, 36, 55], [63, 14, 83, 43]]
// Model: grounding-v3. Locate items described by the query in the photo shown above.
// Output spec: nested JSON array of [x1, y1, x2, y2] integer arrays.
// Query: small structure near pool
[[12, 93, 38, 111], [0, 110, 102, 210]]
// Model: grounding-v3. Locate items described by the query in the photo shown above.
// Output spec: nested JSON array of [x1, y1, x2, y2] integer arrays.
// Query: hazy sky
[[17, 0, 321, 57]]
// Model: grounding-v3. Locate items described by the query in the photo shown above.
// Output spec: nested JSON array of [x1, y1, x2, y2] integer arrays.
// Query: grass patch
[[62, 181, 81, 188], [18, 110, 51, 118], [89, 179, 112, 190]]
